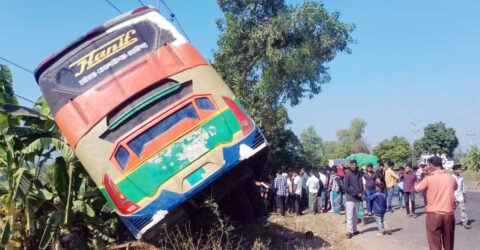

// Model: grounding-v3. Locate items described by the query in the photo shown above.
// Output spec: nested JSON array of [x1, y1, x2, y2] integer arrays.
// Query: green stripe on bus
[[117, 109, 241, 203], [186, 167, 206, 186], [108, 84, 181, 130]]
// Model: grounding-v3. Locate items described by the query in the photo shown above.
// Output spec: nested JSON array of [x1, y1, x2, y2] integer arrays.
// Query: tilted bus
[[34, 6, 269, 240]]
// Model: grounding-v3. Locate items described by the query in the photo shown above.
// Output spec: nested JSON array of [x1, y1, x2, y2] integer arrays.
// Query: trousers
[[455, 200, 468, 225], [426, 212, 455, 250], [276, 195, 286, 216], [365, 189, 375, 213], [346, 201, 359, 233], [375, 214, 388, 231], [404, 192, 416, 215], [387, 187, 395, 210]]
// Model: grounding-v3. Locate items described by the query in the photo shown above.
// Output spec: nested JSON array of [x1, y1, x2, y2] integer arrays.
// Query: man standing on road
[[364, 164, 376, 216], [415, 156, 457, 250], [402, 163, 417, 217], [274, 171, 288, 217], [318, 169, 328, 211], [344, 160, 363, 239], [374, 163, 386, 191], [385, 163, 400, 212], [452, 164, 471, 229], [300, 168, 309, 211], [292, 172, 303, 215], [306, 171, 320, 214]]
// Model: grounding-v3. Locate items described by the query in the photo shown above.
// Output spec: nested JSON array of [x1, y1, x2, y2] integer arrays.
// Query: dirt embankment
[[267, 213, 363, 250]]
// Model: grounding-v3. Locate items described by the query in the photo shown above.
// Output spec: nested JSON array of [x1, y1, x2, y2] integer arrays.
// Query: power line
[[0, 56, 34, 74], [137, 0, 146, 6], [104, 0, 123, 14], [14, 94, 36, 104], [0, 57, 40, 104], [159, 0, 191, 42], [415, 97, 480, 125]]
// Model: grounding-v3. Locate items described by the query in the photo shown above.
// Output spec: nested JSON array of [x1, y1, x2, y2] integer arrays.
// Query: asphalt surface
[[348, 192, 480, 250]]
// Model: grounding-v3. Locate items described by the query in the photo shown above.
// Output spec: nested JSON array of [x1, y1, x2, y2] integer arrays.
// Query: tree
[[460, 146, 480, 171], [213, 0, 354, 173], [328, 118, 369, 159], [0, 65, 121, 248], [300, 126, 324, 168], [373, 136, 413, 165], [0, 65, 18, 129], [414, 122, 459, 157]]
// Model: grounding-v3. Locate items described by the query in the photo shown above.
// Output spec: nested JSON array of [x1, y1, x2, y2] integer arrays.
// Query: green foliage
[[0, 65, 17, 107], [214, 0, 354, 173], [324, 118, 369, 160], [0, 65, 19, 129], [0, 216, 12, 247], [38, 212, 61, 249], [414, 122, 459, 157], [266, 129, 306, 173], [373, 136, 413, 165], [0, 87, 120, 248], [53, 157, 69, 204], [459, 146, 480, 172], [300, 126, 324, 168]]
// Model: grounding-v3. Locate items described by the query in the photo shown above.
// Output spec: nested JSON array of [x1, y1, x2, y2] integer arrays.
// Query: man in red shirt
[[415, 156, 457, 250], [402, 163, 417, 217]]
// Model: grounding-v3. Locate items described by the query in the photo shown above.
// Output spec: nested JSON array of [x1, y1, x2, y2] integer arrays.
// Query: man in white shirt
[[293, 172, 303, 215], [452, 165, 471, 229], [306, 171, 320, 214]]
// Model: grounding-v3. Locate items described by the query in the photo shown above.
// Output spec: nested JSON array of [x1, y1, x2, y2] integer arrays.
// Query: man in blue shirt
[[274, 171, 288, 216]]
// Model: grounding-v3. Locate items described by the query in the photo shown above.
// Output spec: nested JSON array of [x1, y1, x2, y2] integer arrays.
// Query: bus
[[34, 6, 269, 240]]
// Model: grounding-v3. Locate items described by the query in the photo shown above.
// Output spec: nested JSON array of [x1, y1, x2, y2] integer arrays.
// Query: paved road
[[350, 192, 480, 250]]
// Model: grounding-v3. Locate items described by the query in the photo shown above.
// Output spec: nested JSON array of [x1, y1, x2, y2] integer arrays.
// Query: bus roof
[[34, 6, 178, 82]]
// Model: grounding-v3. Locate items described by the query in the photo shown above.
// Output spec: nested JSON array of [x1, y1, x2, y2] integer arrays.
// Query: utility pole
[[411, 122, 420, 139], [411, 121, 421, 165], [466, 132, 476, 147]]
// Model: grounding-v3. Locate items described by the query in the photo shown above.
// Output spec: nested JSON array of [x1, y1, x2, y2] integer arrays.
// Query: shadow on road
[[364, 217, 376, 225], [360, 226, 403, 234], [391, 228, 403, 233], [416, 211, 427, 217]]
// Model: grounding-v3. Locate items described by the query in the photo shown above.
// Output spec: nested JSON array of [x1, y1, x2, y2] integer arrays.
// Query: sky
[[1, 0, 479, 150]]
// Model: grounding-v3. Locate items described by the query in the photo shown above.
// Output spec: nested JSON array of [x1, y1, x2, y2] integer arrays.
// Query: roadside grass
[[464, 170, 480, 191], [267, 212, 363, 250], [152, 212, 361, 250], [111, 212, 361, 250], [463, 170, 480, 182]]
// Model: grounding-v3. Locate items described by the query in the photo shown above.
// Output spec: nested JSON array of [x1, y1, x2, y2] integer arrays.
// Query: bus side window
[[196, 97, 216, 111], [115, 146, 130, 170]]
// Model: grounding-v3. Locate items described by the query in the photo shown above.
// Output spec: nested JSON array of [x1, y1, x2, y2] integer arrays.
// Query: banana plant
[[0, 65, 119, 249]]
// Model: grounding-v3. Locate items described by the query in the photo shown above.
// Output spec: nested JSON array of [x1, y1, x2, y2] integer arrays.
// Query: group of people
[[259, 155, 470, 250]]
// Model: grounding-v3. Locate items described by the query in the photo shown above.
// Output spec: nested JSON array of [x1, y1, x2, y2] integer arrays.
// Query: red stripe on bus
[[55, 43, 208, 149]]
